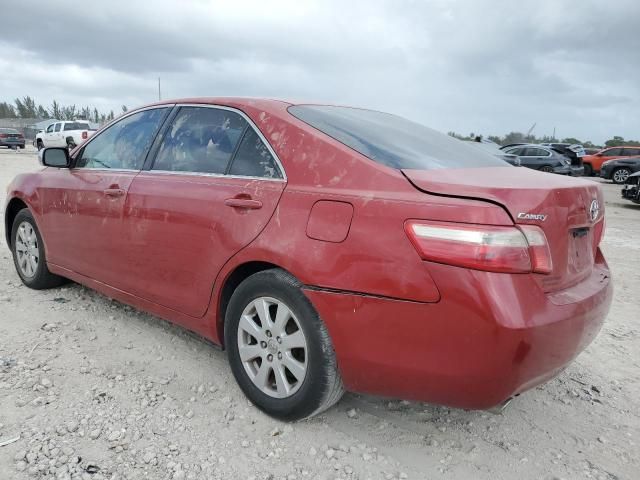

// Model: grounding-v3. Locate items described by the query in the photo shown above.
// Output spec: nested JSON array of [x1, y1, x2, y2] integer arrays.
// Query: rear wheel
[[225, 269, 344, 421], [11, 209, 67, 289], [539, 165, 554, 173], [612, 167, 631, 184], [583, 163, 593, 176]]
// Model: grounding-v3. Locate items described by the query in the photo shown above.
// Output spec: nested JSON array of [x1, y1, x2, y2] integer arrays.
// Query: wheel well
[[36, 138, 43, 144], [4, 198, 28, 247], [217, 261, 283, 346]]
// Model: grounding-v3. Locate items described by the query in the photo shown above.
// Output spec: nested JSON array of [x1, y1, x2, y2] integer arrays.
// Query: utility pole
[[158, 77, 161, 101], [553, 126, 556, 141]]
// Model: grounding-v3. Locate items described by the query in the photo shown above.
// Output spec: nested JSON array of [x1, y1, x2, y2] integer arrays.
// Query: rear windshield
[[64, 122, 90, 131], [288, 105, 507, 170], [0, 128, 19, 134]]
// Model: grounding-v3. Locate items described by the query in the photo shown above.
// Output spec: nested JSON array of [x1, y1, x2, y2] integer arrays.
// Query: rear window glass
[[64, 122, 90, 131], [288, 105, 507, 170]]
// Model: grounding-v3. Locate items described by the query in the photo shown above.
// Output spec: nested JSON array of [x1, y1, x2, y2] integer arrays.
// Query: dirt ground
[[0, 146, 638, 480]]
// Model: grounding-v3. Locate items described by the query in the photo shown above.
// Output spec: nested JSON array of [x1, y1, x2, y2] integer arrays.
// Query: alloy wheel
[[15, 221, 39, 278], [613, 168, 631, 184], [237, 296, 308, 399]]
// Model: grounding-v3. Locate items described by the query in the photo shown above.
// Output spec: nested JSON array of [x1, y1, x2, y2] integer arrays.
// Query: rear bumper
[[305, 250, 612, 409], [0, 140, 25, 148]]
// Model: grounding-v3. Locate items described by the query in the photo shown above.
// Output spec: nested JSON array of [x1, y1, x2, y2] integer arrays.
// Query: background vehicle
[[502, 144, 583, 175], [0, 128, 26, 149], [600, 156, 640, 184], [464, 140, 521, 165], [539, 143, 585, 174], [35, 121, 95, 150], [621, 172, 640, 204], [5, 98, 611, 420], [582, 146, 640, 176]]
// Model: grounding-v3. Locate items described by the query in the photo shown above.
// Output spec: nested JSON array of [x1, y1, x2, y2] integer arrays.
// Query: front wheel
[[225, 269, 344, 421], [612, 167, 631, 184], [539, 165, 554, 173], [11, 209, 67, 289], [36, 140, 44, 151]]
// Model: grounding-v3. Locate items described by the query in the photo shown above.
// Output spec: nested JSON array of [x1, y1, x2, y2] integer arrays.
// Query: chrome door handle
[[224, 198, 263, 209], [104, 188, 125, 197]]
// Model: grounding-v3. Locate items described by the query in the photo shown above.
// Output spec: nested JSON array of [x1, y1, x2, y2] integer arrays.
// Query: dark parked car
[[502, 144, 584, 175], [600, 156, 640, 184], [621, 172, 640, 204], [464, 140, 520, 165], [0, 128, 26, 149], [4, 98, 611, 420]]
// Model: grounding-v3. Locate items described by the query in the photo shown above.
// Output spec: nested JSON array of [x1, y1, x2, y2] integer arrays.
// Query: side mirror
[[40, 147, 70, 168]]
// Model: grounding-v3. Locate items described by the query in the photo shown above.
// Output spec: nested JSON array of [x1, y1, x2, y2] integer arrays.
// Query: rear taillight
[[0, 134, 7, 138], [405, 220, 552, 274], [82, 131, 88, 139]]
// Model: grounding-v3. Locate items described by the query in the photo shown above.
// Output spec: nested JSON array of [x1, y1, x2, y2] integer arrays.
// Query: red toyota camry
[[4, 99, 612, 420]]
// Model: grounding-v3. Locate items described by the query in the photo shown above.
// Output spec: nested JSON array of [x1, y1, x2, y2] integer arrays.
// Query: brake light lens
[[82, 131, 88, 139], [405, 220, 552, 274]]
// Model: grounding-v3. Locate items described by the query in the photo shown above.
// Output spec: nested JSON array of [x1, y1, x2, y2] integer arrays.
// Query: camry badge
[[589, 199, 599, 222], [517, 212, 547, 221]]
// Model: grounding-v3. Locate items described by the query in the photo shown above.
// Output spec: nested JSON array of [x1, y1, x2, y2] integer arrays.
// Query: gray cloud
[[1, 0, 638, 143]]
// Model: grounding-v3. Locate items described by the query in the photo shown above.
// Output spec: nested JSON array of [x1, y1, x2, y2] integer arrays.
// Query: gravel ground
[[0, 146, 639, 480]]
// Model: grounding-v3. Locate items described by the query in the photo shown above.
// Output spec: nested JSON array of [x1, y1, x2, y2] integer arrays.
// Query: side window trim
[[71, 105, 173, 171], [224, 124, 250, 175], [145, 103, 287, 181]]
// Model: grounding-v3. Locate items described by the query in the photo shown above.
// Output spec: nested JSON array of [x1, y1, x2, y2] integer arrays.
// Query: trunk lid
[[402, 166, 605, 292]]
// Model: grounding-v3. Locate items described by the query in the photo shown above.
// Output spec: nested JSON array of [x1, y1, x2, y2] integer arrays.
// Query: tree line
[[0, 96, 129, 124], [448, 131, 640, 149]]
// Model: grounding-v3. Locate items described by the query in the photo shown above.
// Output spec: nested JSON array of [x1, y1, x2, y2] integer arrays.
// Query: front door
[[40, 107, 171, 286], [120, 105, 286, 317]]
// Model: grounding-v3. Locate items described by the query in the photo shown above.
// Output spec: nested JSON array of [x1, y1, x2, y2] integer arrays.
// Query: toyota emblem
[[589, 199, 599, 222]]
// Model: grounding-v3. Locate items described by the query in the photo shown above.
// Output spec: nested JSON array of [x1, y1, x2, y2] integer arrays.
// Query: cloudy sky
[[1, 0, 638, 144]]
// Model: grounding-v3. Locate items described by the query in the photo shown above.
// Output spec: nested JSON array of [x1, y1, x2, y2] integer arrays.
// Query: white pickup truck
[[35, 121, 95, 150]]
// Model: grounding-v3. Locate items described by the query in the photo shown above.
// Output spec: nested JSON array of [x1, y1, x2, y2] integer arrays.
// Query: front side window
[[54, 123, 61, 132], [603, 148, 622, 156], [75, 108, 168, 170], [152, 107, 247, 174], [288, 105, 506, 170], [228, 128, 282, 178], [46, 124, 55, 133], [505, 147, 525, 156]]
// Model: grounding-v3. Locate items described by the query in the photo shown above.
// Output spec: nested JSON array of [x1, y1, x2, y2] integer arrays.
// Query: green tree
[[0, 102, 17, 118], [562, 137, 582, 145], [14, 96, 38, 117]]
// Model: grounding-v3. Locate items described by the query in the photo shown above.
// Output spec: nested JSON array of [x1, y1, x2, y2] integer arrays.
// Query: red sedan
[[4, 99, 612, 420]]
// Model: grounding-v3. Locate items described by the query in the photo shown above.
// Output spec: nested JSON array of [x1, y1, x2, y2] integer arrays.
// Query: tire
[[20, 145, 25, 149], [36, 140, 44, 151], [612, 168, 631, 185], [66, 142, 76, 150], [225, 269, 344, 421], [539, 165, 554, 173], [583, 163, 593, 176], [11, 209, 67, 290]]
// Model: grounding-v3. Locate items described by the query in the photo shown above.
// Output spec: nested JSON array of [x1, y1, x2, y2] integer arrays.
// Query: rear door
[[40, 107, 171, 285], [119, 105, 286, 317]]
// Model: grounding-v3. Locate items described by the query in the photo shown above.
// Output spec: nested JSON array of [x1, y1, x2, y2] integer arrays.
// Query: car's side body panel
[[118, 172, 286, 317]]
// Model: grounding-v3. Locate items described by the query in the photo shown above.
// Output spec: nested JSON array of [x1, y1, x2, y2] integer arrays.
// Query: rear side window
[[153, 107, 246, 174], [228, 128, 282, 178], [64, 122, 90, 131], [288, 105, 507, 170], [624, 148, 640, 156]]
